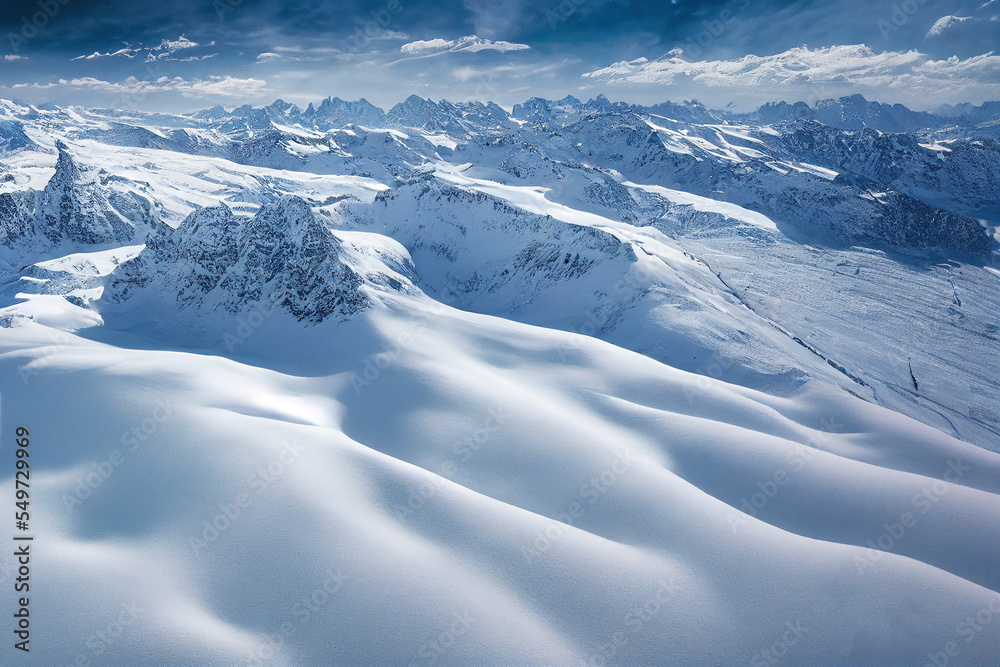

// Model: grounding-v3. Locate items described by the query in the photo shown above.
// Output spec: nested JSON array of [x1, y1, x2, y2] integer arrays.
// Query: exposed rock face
[[106, 195, 369, 323]]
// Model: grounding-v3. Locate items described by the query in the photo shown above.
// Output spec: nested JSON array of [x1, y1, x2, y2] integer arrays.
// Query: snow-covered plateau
[[0, 93, 999, 665]]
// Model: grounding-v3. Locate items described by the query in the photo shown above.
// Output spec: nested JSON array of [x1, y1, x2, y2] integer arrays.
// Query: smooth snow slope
[[1, 293, 999, 665]]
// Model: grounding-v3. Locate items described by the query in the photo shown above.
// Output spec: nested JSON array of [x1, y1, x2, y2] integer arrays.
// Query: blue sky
[[0, 0, 997, 111]]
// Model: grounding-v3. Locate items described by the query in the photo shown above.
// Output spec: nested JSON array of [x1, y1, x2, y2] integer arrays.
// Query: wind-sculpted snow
[[1, 296, 1000, 665]]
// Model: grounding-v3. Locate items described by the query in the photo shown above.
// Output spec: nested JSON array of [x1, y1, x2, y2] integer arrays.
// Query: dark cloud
[[0, 0, 473, 56], [1, 0, 991, 60]]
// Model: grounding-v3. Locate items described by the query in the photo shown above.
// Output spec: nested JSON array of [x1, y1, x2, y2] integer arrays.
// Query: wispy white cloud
[[4, 55, 27, 62], [70, 36, 216, 63], [400, 35, 530, 57], [253, 50, 342, 64], [581, 45, 1000, 105], [11, 74, 267, 98]]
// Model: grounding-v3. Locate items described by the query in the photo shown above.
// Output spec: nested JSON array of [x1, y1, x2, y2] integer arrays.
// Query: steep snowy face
[[103, 195, 414, 335], [0, 141, 158, 262], [385, 95, 511, 137], [756, 94, 945, 133], [0, 118, 35, 152], [534, 113, 995, 258], [773, 121, 1000, 224], [306, 97, 388, 129], [353, 176, 634, 300]]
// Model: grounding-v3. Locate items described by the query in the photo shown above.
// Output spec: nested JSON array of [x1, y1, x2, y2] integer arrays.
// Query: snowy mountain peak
[[48, 140, 81, 191], [103, 195, 419, 336], [310, 96, 386, 128], [0, 141, 155, 258]]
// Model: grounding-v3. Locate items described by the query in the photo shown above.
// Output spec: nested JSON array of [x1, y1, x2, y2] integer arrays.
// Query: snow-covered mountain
[[1, 93, 999, 665]]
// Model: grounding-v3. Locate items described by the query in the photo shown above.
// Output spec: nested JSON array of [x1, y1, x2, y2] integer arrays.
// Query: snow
[[2, 296, 999, 664], [421, 133, 461, 150], [624, 181, 780, 231], [0, 94, 998, 665], [58, 139, 389, 226], [4, 293, 104, 329], [34, 245, 146, 277]]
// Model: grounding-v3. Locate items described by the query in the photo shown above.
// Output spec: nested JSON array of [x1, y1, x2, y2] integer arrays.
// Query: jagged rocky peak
[[33, 141, 147, 247], [583, 94, 619, 114], [267, 99, 300, 116], [311, 97, 386, 128], [239, 194, 342, 268], [555, 94, 583, 109], [0, 141, 159, 259], [0, 190, 31, 250], [48, 140, 80, 187], [193, 104, 229, 121], [754, 94, 944, 133], [385, 94, 446, 129], [511, 97, 554, 121], [106, 196, 373, 325]]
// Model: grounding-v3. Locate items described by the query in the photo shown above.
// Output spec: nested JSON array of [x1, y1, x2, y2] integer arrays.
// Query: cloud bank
[[11, 74, 266, 99], [582, 44, 1000, 107], [400, 35, 530, 57]]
